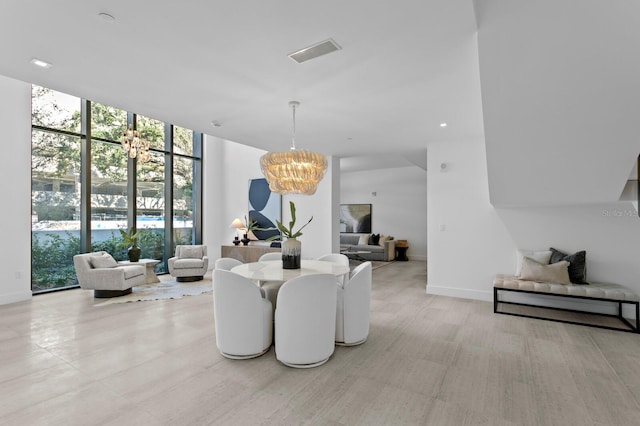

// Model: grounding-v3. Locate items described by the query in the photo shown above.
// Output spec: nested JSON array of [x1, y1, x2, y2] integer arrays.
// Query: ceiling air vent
[[288, 38, 341, 64]]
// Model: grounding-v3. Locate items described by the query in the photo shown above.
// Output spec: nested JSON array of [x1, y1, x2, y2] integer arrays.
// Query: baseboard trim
[[0, 290, 32, 305], [426, 285, 492, 302], [408, 255, 427, 261]]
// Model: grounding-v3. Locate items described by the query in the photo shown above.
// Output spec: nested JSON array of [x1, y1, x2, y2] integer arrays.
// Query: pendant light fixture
[[260, 101, 328, 195]]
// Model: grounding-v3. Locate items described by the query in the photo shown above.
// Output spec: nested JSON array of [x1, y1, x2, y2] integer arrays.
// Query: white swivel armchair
[[335, 261, 372, 346], [275, 273, 337, 368], [213, 269, 273, 359], [73, 251, 145, 298], [168, 245, 209, 282], [214, 257, 243, 271]]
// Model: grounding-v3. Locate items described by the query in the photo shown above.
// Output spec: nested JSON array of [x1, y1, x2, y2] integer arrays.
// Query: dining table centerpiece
[[271, 201, 313, 269]]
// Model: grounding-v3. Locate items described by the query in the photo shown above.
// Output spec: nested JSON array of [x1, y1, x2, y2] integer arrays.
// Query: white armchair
[[317, 253, 350, 285], [73, 251, 145, 298], [335, 261, 372, 346], [275, 273, 337, 368], [168, 245, 209, 282], [213, 269, 273, 359]]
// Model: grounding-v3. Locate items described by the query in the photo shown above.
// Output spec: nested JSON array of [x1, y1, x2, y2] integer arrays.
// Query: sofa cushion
[[181, 246, 203, 259], [174, 258, 205, 269], [115, 265, 144, 279], [549, 247, 588, 284], [90, 252, 117, 269], [340, 234, 360, 245], [519, 257, 571, 285]]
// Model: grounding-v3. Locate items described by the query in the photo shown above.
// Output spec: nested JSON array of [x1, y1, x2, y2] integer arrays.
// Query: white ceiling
[[0, 0, 482, 168]]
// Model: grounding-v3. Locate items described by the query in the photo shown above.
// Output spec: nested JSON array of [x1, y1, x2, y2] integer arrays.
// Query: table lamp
[[230, 218, 244, 245]]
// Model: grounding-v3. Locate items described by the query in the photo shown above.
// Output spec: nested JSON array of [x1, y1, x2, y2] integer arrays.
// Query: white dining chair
[[214, 257, 243, 271], [258, 251, 284, 312], [335, 261, 372, 346], [275, 273, 337, 368], [317, 253, 350, 285], [259, 252, 282, 261], [213, 269, 273, 359]]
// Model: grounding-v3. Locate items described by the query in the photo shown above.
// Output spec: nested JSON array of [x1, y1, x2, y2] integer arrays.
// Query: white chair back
[[259, 252, 282, 261], [317, 253, 350, 285], [336, 261, 372, 346], [213, 269, 272, 359], [275, 273, 337, 368], [214, 257, 243, 271]]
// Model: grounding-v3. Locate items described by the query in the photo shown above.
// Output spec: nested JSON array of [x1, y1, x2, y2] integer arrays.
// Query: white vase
[[282, 238, 301, 269]]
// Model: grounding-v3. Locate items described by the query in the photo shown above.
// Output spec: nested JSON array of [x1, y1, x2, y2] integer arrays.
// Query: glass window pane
[[173, 157, 194, 248], [137, 115, 165, 151], [31, 130, 81, 292], [173, 126, 193, 156], [31, 85, 81, 133], [137, 152, 165, 272], [91, 102, 127, 142], [90, 141, 129, 258]]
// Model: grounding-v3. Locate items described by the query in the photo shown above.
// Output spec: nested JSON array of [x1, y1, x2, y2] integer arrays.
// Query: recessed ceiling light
[[440, 123, 447, 127], [210, 121, 221, 127], [30, 58, 52, 69], [98, 12, 116, 22]]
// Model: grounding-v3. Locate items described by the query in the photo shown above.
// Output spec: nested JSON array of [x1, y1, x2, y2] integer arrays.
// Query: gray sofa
[[339, 234, 395, 261]]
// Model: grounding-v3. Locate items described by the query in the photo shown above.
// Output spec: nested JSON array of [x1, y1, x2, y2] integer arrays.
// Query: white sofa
[[73, 251, 145, 298]]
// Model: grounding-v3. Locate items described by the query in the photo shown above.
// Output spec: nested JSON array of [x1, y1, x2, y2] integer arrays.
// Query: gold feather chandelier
[[260, 101, 328, 195]]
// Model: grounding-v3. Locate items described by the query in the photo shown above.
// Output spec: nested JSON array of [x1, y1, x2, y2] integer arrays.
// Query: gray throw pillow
[[549, 247, 588, 284]]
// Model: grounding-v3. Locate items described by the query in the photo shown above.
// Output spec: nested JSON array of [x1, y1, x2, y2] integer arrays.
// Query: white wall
[[427, 139, 515, 300], [428, 136, 640, 319], [203, 137, 337, 262], [0, 75, 33, 304], [341, 166, 428, 260]]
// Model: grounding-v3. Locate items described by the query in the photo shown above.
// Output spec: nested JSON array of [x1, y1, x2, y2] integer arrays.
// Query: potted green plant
[[119, 226, 143, 262], [241, 215, 260, 245], [269, 201, 313, 269]]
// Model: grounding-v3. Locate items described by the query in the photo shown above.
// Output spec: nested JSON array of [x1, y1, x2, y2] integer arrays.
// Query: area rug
[[350, 260, 395, 271], [94, 278, 212, 306]]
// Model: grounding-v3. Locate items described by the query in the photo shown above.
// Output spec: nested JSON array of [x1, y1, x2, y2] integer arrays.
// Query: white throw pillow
[[358, 234, 371, 245], [519, 257, 572, 285], [90, 253, 118, 269], [515, 249, 552, 276]]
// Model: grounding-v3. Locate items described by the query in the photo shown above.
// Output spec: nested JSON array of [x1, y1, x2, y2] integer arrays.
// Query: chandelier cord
[[291, 103, 297, 151]]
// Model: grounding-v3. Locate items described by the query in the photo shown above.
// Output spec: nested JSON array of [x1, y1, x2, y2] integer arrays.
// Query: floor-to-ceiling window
[[31, 85, 203, 293]]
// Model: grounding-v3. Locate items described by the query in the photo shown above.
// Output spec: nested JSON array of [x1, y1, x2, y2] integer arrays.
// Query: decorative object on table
[[229, 217, 244, 245], [119, 226, 143, 262], [260, 101, 328, 195], [248, 178, 281, 241], [121, 126, 150, 163], [268, 201, 313, 269], [340, 204, 372, 233]]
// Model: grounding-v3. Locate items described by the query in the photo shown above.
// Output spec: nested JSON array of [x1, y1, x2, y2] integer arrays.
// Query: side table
[[118, 259, 161, 284], [395, 240, 409, 261]]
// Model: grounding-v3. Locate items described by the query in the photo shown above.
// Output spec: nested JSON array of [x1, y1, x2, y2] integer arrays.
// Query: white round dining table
[[230, 259, 350, 283]]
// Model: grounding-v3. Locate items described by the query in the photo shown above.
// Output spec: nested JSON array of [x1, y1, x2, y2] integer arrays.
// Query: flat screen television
[[340, 204, 372, 233]]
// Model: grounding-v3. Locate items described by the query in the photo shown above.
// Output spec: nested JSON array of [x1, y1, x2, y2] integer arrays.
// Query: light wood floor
[[2, 261, 640, 425]]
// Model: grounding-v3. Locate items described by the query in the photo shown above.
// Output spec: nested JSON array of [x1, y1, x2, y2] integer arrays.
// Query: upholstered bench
[[493, 274, 639, 333]]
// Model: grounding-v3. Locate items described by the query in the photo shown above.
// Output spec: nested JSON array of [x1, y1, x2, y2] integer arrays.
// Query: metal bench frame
[[494, 286, 639, 333]]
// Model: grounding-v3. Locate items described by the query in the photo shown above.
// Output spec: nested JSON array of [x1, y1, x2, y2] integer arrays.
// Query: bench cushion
[[494, 274, 639, 302]]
